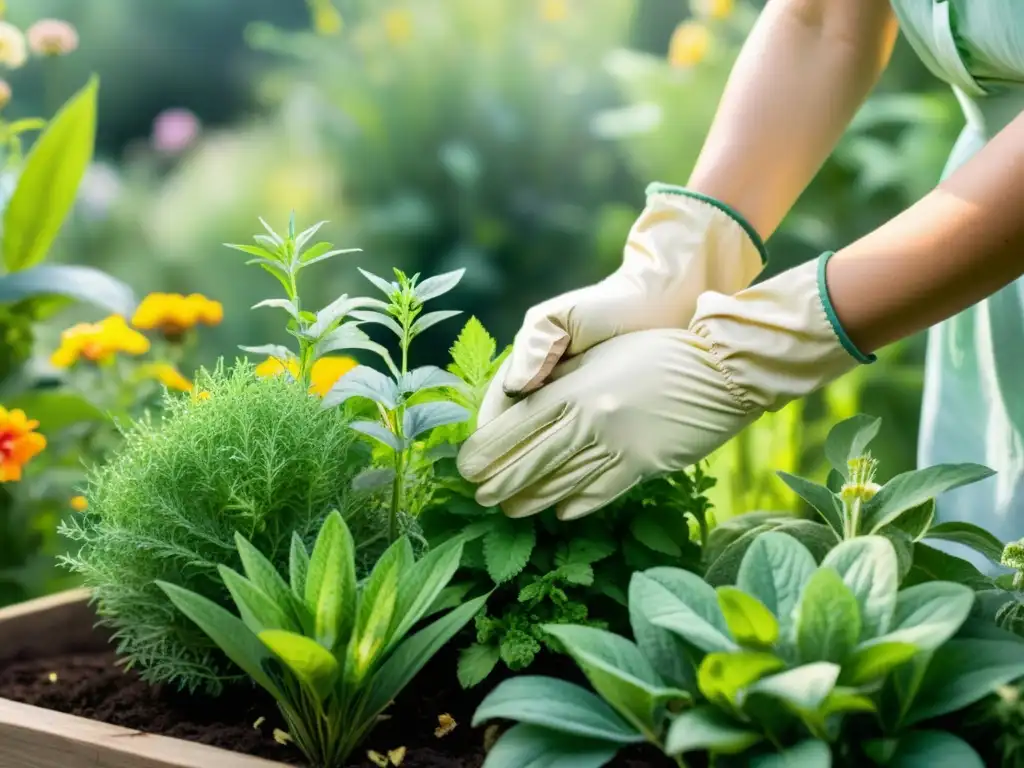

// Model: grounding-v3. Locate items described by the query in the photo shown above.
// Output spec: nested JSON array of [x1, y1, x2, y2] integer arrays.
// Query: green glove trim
[[645, 182, 768, 266], [817, 251, 876, 364]]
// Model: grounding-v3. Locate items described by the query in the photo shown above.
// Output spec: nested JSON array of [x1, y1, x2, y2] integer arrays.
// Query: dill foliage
[[60, 362, 373, 693]]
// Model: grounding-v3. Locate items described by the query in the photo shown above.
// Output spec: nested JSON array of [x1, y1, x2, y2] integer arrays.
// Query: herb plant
[[475, 532, 1024, 767], [160, 509, 487, 768], [60, 364, 368, 692], [704, 414, 1003, 589], [321, 266, 471, 541]]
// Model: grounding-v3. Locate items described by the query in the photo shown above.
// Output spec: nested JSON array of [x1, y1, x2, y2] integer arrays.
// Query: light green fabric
[[890, 0, 1024, 571]]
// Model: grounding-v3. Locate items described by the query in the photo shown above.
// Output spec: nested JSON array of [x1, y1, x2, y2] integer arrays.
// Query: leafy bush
[[475, 532, 1024, 766], [59, 363, 369, 692], [161, 509, 487, 768]]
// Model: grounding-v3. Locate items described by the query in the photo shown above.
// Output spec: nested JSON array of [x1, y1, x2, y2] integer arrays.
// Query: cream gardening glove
[[498, 183, 766, 396], [457, 253, 874, 520]]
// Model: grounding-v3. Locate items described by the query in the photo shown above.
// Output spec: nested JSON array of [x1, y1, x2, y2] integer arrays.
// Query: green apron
[[890, 0, 1024, 571]]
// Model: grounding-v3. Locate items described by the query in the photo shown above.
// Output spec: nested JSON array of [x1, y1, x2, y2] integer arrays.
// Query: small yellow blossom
[[139, 363, 193, 392], [51, 316, 150, 368], [539, 0, 568, 22], [26, 19, 78, 56], [253, 716, 265, 730], [0, 407, 45, 482], [692, 0, 733, 20], [272, 728, 292, 745], [309, 0, 343, 35], [70, 495, 88, 512], [131, 292, 223, 339], [255, 355, 357, 397], [434, 713, 456, 738], [194, 390, 211, 402], [388, 747, 406, 766], [0, 22, 26, 69], [668, 21, 710, 68], [0, 79, 11, 109], [47, 672, 57, 683], [367, 752, 388, 768], [382, 9, 413, 44]]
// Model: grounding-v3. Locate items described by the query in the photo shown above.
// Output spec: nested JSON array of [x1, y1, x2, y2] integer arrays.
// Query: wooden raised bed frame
[[0, 589, 290, 768]]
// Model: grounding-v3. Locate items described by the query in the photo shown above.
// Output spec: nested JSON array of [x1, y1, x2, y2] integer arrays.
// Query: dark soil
[[0, 645, 671, 768]]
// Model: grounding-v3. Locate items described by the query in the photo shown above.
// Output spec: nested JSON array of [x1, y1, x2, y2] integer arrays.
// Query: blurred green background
[[9, 0, 963, 516]]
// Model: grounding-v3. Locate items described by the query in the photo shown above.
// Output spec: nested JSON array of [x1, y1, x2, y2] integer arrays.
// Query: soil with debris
[[0, 644, 672, 767]]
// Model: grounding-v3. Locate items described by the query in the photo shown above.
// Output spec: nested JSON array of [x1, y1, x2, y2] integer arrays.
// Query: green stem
[[844, 497, 861, 539]]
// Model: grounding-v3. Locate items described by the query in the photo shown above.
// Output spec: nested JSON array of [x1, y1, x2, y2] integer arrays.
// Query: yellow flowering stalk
[[138, 362, 193, 392], [51, 316, 150, 368], [131, 292, 223, 341], [255, 354, 356, 397], [0, 407, 46, 481]]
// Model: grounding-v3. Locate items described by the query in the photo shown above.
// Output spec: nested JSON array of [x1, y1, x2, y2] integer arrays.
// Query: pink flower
[[151, 108, 201, 154], [26, 19, 78, 57]]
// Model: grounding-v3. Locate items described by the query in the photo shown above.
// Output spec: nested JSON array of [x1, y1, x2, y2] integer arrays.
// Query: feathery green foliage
[[60, 362, 372, 692]]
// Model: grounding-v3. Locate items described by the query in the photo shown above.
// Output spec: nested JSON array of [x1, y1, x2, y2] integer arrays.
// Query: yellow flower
[[132, 292, 223, 339], [0, 22, 27, 68], [194, 390, 211, 402], [382, 9, 413, 44], [26, 19, 78, 57], [255, 355, 357, 397], [0, 79, 11, 109], [51, 316, 150, 368], [668, 21, 710, 68], [0, 407, 45, 482], [272, 729, 292, 745], [140, 363, 193, 392], [692, 0, 733, 19], [69, 495, 88, 512], [309, 0, 343, 35], [539, 0, 568, 22]]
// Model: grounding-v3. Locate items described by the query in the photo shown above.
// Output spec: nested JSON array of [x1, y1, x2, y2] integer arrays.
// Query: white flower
[[26, 19, 79, 57], [0, 23, 28, 69]]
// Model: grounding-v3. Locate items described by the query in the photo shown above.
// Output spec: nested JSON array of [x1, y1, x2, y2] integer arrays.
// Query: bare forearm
[[829, 111, 1024, 353], [687, 0, 898, 238]]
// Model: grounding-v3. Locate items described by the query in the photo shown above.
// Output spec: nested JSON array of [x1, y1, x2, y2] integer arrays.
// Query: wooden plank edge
[[0, 588, 104, 661], [0, 698, 292, 768]]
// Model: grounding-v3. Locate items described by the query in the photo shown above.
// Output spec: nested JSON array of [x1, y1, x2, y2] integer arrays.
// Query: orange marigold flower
[[140, 363, 193, 392], [255, 355, 357, 397], [668, 21, 710, 68], [51, 316, 150, 368], [70, 495, 88, 512], [131, 292, 223, 339], [0, 407, 46, 482]]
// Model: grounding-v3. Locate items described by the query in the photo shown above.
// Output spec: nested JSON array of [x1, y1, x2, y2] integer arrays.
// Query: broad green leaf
[[234, 533, 302, 632], [240, 344, 292, 362], [775, 472, 844, 537], [411, 309, 463, 337], [365, 593, 488, 716], [157, 581, 280, 696], [697, 651, 785, 708], [415, 269, 464, 301], [251, 298, 300, 321], [352, 467, 397, 491], [630, 511, 682, 557], [903, 543, 992, 591], [905, 638, 1024, 724], [4, 77, 97, 270], [747, 663, 840, 712], [863, 464, 995, 533], [558, 538, 617, 566], [888, 730, 984, 768], [482, 724, 621, 768], [391, 536, 465, 644], [358, 267, 398, 298], [704, 513, 789, 566], [820, 688, 877, 717], [795, 568, 860, 664], [347, 537, 404, 682], [0, 265, 136, 316], [824, 414, 882, 479], [716, 587, 779, 647], [632, 568, 736, 653], [316, 324, 398, 376], [841, 642, 918, 686], [458, 643, 501, 688], [322, 365, 399, 410], [305, 295, 378, 339], [426, 582, 474, 619], [484, 517, 536, 584], [304, 510, 357, 652], [628, 573, 698, 693], [258, 629, 338, 701], [350, 420, 403, 451], [821, 537, 899, 640], [543, 623, 686, 738], [880, 526, 916, 583], [288, 532, 309, 600], [403, 402, 470, 440], [865, 581, 974, 652], [925, 521, 1005, 564], [349, 309, 404, 337], [750, 740, 832, 768], [218, 566, 293, 634], [225, 242, 276, 260], [400, 365, 465, 395], [738, 532, 817, 639], [473, 676, 643, 743], [665, 705, 762, 756], [2, 391, 108, 433], [887, 500, 935, 542]]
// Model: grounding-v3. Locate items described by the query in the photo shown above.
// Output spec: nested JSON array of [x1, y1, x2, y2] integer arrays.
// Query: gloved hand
[[497, 183, 766, 396], [457, 253, 873, 520]]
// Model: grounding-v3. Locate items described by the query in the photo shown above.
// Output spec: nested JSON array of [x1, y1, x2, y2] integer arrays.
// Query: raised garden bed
[[0, 590, 670, 768]]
